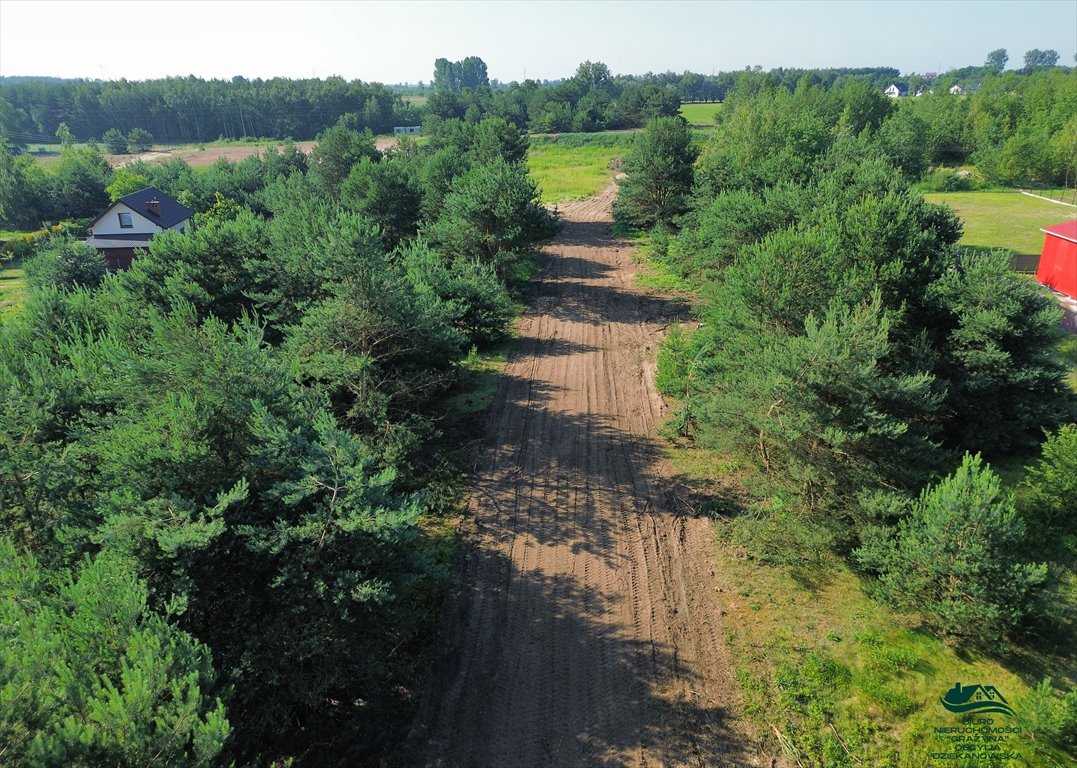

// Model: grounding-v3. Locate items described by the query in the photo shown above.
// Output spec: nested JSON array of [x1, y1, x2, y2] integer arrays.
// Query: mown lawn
[[678, 102, 722, 126], [527, 142, 624, 204], [923, 190, 1076, 256]]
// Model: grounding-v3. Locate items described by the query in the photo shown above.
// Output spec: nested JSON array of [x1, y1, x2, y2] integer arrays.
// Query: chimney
[[147, 198, 160, 216]]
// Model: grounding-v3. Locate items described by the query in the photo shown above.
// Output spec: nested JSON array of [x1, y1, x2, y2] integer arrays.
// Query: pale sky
[[1, 0, 1074, 83]]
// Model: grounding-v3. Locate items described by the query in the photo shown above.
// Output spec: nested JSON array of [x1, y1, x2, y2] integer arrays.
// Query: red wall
[[1036, 234, 1077, 299]]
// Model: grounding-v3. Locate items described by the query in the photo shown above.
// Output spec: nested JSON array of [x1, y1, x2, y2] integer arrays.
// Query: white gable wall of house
[[91, 203, 164, 236], [91, 203, 191, 237]]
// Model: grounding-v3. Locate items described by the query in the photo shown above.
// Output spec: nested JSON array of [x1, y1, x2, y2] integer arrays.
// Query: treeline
[[618, 85, 1077, 758], [621, 77, 1076, 655], [420, 61, 911, 134], [0, 117, 557, 765], [0, 75, 421, 144], [0, 60, 951, 146], [887, 67, 1077, 186]]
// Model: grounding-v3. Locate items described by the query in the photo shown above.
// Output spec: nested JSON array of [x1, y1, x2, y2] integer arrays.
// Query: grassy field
[[923, 190, 1076, 256], [678, 102, 722, 126], [0, 256, 26, 320], [527, 140, 626, 204], [666, 441, 1076, 767]]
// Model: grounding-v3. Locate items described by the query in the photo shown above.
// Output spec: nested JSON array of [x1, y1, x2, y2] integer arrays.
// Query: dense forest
[[0, 116, 557, 765], [616, 73, 1077, 761]]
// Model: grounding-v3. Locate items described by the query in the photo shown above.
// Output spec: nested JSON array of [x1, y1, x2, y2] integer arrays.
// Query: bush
[[24, 236, 106, 290], [127, 127, 153, 153], [101, 127, 128, 154], [1020, 423, 1077, 563], [856, 453, 1047, 646], [0, 538, 229, 767], [655, 323, 694, 399], [1017, 678, 1077, 757], [918, 168, 979, 192]]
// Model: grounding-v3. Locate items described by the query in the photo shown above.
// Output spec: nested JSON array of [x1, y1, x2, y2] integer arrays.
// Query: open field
[[24, 136, 407, 169], [924, 190, 1076, 256], [106, 140, 319, 168], [0, 256, 25, 320], [527, 136, 629, 204], [678, 102, 722, 126], [527, 143, 624, 203]]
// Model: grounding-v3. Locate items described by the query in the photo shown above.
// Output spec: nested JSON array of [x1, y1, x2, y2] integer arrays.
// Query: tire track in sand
[[409, 183, 761, 768]]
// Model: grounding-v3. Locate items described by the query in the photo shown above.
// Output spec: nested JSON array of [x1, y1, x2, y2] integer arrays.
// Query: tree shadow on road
[[404, 549, 759, 768]]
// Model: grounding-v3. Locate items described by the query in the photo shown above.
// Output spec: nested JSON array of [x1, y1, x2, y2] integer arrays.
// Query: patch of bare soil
[[406, 184, 764, 767], [110, 140, 324, 169], [109, 138, 404, 169]]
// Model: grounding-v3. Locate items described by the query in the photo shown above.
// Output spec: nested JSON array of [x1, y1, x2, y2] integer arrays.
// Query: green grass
[[0, 256, 26, 320], [678, 102, 722, 126], [632, 233, 697, 295], [438, 345, 511, 425], [923, 190, 1075, 256], [527, 142, 624, 204]]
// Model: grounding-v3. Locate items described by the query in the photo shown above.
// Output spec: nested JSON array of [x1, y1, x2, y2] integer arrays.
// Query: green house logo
[[940, 682, 1015, 717]]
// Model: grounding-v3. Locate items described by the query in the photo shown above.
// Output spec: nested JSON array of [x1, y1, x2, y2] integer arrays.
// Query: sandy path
[[408, 184, 759, 768]]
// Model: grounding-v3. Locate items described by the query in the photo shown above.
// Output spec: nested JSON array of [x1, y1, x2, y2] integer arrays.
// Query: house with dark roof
[[884, 82, 909, 98], [86, 186, 193, 270]]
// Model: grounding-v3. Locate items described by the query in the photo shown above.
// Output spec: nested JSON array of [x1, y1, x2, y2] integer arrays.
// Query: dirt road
[[409, 184, 759, 768]]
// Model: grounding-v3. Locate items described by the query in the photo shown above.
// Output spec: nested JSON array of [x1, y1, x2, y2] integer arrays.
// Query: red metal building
[[1036, 220, 1077, 300]]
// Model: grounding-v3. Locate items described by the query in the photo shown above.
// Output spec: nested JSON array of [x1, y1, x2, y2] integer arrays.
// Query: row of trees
[[0, 63, 908, 147], [101, 126, 153, 154], [621, 86, 1075, 651], [1, 141, 112, 227], [878, 65, 1077, 185], [0, 117, 557, 765], [421, 60, 683, 133], [0, 75, 420, 145], [3, 53, 1071, 148]]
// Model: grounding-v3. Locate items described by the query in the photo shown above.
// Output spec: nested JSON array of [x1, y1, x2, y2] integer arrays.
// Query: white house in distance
[[86, 186, 193, 270], [884, 83, 909, 98]]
